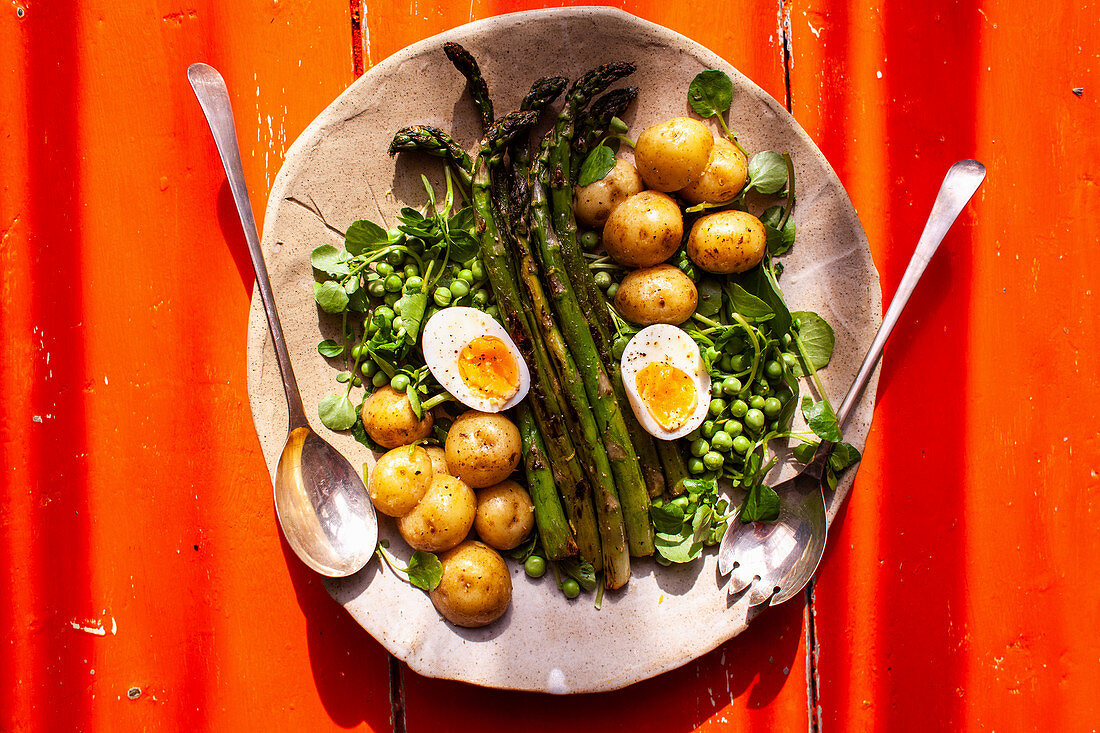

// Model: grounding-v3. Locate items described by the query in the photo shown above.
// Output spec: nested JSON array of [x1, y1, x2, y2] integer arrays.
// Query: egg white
[[619, 324, 711, 441], [422, 307, 531, 413]]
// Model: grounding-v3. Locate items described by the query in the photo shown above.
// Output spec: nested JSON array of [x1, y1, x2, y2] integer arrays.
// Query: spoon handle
[[836, 159, 986, 427], [188, 63, 309, 430]]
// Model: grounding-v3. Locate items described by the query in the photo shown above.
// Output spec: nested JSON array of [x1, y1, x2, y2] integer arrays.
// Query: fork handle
[[835, 159, 986, 428]]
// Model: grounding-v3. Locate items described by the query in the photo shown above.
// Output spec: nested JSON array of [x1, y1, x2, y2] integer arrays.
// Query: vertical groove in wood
[[350, 0, 365, 77], [389, 655, 407, 733]]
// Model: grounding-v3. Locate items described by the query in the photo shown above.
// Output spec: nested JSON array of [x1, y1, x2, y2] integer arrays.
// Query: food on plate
[[574, 158, 644, 229], [633, 117, 714, 191], [614, 264, 698, 326], [369, 445, 434, 517], [602, 190, 683, 267], [397, 473, 477, 552], [619, 324, 711, 441], [474, 480, 535, 551], [679, 136, 748, 205], [686, 209, 767, 274], [424, 446, 449, 476], [422, 307, 531, 413], [361, 386, 434, 448], [430, 540, 512, 627], [444, 410, 522, 489]]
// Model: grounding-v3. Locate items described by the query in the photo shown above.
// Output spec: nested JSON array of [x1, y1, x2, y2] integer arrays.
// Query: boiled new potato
[[687, 210, 767, 274], [368, 445, 434, 517], [444, 410, 521, 489], [474, 480, 535, 551], [614, 264, 699, 326], [679, 136, 748, 205], [430, 541, 512, 628], [397, 474, 476, 552], [574, 158, 645, 230], [633, 117, 714, 192], [424, 446, 449, 476], [360, 386, 433, 448], [602, 191, 683, 268]]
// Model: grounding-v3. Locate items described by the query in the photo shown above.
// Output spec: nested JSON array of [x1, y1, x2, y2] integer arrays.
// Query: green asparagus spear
[[443, 42, 494, 132], [516, 401, 575, 560], [388, 125, 473, 189], [572, 86, 639, 180]]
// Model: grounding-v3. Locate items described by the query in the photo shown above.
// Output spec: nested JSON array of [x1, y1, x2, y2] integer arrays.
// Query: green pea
[[360, 360, 377, 377], [749, 395, 766, 410], [450, 280, 470, 298], [722, 376, 742, 396], [612, 335, 630, 361], [457, 268, 474, 284], [403, 264, 419, 279], [733, 435, 751, 454], [703, 451, 724, 471], [352, 376, 362, 387], [755, 380, 772, 396], [718, 355, 733, 372], [671, 496, 690, 511], [763, 397, 782, 417], [745, 408, 766, 431], [726, 419, 744, 437], [350, 344, 364, 360], [765, 360, 783, 380], [606, 283, 619, 300], [687, 457, 706, 475], [725, 337, 745, 353], [782, 333, 793, 348], [690, 439, 710, 458], [711, 382, 724, 399], [594, 271, 612, 289], [367, 320, 379, 336], [386, 250, 405, 267], [390, 373, 411, 392], [524, 556, 546, 578], [709, 398, 726, 417], [711, 430, 733, 452], [561, 578, 581, 599], [579, 230, 600, 249], [384, 274, 403, 293], [375, 262, 394, 277], [372, 371, 388, 388], [384, 292, 400, 307], [472, 289, 490, 308], [729, 354, 749, 371], [392, 316, 404, 332], [375, 306, 395, 322], [485, 305, 500, 320], [701, 420, 717, 439], [469, 260, 486, 282], [368, 280, 386, 298], [782, 352, 799, 368], [730, 399, 748, 418], [433, 287, 453, 307], [793, 317, 803, 330], [404, 276, 423, 293]]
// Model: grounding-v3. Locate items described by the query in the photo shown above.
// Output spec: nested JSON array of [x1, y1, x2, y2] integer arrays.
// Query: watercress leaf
[[317, 339, 344, 358], [346, 287, 369, 313], [318, 394, 356, 431], [825, 467, 838, 491], [747, 151, 789, 195], [351, 417, 387, 453], [394, 289, 429, 345], [654, 531, 704, 564], [448, 206, 474, 233], [790, 311, 835, 375], [399, 206, 424, 222], [726, 283, 775, 321], [335, 371, 351, 383], [343, 277, 361, 295], [579, 144, 616, 186], [681, 476, 718, 497], [691, 504, 715, 546], [695, 278, 723, 318], [406, 551, 443, 591], [688, 70, 733, 118], [559, 557, 597, 592], [649, 503, 686, 534], [507, 532, 538, 562], [777, 370, 799, 429], [760, 206, 796, 255], [793, 441, 818, 464], [739, 483, 781, 522], [344, 219, 391, 256], [738, 264, 792, 336], [801, 396, 842, 442], [707, 521, 728, 546], [310, 245, 350, 276], [405, 383, 422, 419], [313, 281, 349, 313], [829, 442, 862, 472], [447, 230, 480, 262]]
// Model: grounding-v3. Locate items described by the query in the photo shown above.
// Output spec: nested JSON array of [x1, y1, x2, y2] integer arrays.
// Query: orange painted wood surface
[[1, 1, 1096, 731]]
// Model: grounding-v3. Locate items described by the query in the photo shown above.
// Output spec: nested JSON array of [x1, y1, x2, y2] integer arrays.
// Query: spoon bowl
[[189, 62, 378, 577], [719, 159, 987, 607]]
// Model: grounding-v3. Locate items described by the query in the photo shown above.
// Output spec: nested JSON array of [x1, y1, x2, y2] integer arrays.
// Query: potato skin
[[444, 411, 522, 489], [424, 446, 449, 476], [634, 117, 714, 192], [679, 136, 748, 205], [602, 191, 683, 268], [430, 541, 512, 628], [397, 474, 476, 552], [574, 158, 645, 230], [614, 264, 699, 326], [687, 210, 767, 274], [368, 445, 434, 517], [360, 386, 433, 448], [474, 480, 535, 551]]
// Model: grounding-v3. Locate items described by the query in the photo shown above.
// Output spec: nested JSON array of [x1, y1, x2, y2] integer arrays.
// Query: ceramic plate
[[247, 7, 881, 694]]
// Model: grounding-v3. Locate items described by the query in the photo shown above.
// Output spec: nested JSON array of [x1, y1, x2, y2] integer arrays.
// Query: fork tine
[[728, 564, 758, 594]]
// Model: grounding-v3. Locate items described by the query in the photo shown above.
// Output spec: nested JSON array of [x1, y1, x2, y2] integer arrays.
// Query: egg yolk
[[635, 362, 697, 432], [458, 335, 520, 405]]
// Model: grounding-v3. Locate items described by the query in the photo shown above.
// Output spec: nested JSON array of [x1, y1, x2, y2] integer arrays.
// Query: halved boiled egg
[[422, 307, 531, 413], [620, 324, 711, 441]]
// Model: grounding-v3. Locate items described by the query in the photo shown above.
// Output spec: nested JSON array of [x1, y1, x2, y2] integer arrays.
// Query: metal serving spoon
[[718, 159, 986, 607], [188, 63, 378, 577]]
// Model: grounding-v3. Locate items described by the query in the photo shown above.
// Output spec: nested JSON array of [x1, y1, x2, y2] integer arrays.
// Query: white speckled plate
[[247, 7, 881, 694]]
